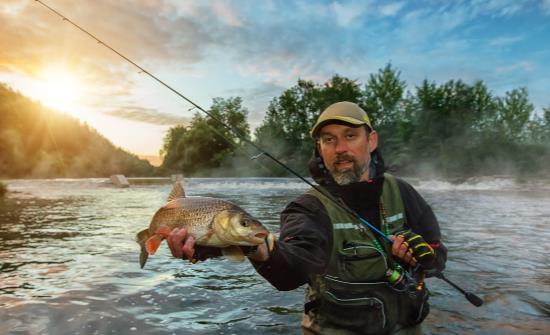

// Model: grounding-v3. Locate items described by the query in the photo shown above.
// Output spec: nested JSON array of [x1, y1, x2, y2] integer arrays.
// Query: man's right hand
[[166, 227, 274, 263], [167, 228, 196, 261]]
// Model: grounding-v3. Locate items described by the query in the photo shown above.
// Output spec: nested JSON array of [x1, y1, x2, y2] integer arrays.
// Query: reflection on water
[[1, 177, 549, 334]]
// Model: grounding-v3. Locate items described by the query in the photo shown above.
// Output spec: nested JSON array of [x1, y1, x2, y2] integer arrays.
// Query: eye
[[241, 218, 250, 227], [321, 136, 334, 144]]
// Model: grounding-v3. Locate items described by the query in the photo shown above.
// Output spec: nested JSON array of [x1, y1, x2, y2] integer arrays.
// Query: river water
[[0, 177, 549, 335]]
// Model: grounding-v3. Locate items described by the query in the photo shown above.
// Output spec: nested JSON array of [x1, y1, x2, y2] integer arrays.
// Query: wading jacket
[[253, 170, 447, 334], [254, 174, 447, 291]]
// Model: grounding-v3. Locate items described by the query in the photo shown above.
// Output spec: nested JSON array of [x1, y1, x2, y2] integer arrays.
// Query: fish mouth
[[255, 231, 268, 239], [250, 231, 268, 244]]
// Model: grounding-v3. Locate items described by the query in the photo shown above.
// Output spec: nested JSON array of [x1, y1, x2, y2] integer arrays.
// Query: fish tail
[[136, 226, 173, 269], [136, 228, 151, 269]]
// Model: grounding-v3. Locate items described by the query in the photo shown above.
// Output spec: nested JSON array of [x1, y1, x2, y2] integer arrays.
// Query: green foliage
[[362, 64, 408, 165], [254, 75, 363, 176], [162, 64, 549, 178], [363, 63, 406, 128], [496, 88, 534, 141], [0, 84, 155, 178], [160, 97, 250, 176]]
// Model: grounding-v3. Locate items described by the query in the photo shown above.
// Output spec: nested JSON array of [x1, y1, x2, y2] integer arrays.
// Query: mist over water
[[0, 177, 549, 334]]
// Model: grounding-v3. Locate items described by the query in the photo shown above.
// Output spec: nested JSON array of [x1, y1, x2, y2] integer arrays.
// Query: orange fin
[[144, 226, 173, 255], [145, 234, 164, 255], [155, 226, 172, 238]]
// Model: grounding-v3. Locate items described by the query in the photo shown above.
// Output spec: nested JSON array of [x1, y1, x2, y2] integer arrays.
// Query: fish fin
[[221, 246, 245, 262], [168, 181, 186, 201], [155, 226, 172, 238], [136, 228, 150, 269], [145, 234, 164, 255]]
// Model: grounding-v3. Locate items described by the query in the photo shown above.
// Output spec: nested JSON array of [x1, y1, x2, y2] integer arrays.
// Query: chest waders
[[303, 174, 429, 335]]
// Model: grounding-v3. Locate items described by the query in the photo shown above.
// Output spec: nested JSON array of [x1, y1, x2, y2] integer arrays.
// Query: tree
[[255, 75, 363, 175], [496, 88, 534, 141], [362, 63, 407, 165], [0, 83, 154, 178], [363, 63, 406, 128], [161, 97, 250, 175]]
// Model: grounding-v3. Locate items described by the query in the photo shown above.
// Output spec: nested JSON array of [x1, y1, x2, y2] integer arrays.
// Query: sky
[[1, 0, 549, 158]]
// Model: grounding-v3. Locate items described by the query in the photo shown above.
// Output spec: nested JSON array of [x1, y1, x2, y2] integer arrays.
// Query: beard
[[330, 154, 369, 185]]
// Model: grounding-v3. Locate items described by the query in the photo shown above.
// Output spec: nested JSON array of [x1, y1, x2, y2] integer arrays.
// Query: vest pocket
[[321, 284, 390, 334], [338, 242, 388, 282]]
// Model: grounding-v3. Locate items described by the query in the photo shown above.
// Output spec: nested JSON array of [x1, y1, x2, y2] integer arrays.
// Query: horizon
[[1, 0, 549, 157]]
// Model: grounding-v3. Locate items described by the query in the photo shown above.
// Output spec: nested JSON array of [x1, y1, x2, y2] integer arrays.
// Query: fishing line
[[33, 0, 389, 242], [35, 0, 482, 306]]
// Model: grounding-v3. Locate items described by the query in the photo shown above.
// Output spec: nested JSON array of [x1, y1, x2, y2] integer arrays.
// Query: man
[[168, 101, 447, 335]]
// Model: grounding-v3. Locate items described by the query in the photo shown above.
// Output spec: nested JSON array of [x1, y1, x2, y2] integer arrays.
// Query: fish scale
[[137, 183, 268, 268], [149, 198, 233, 236]]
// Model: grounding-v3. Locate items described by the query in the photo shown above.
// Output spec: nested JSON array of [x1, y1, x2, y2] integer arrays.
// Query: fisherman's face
[[318, 123, 378, 185]]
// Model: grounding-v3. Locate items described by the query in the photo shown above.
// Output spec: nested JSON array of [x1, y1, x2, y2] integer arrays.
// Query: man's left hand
[[390, 234, 417, 267], [391, 230, 436, 269]]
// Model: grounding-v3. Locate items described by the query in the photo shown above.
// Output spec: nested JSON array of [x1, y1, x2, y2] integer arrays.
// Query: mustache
[[334, 154, 356, 163]]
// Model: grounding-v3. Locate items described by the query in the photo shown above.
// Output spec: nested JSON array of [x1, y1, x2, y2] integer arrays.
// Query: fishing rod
[[434, 272, 483, 306], [33, 0, 389, 242], [35, 0, 482, 306]]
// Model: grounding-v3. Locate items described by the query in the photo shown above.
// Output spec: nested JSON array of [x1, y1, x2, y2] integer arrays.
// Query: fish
[[136, 181, 268, 268]]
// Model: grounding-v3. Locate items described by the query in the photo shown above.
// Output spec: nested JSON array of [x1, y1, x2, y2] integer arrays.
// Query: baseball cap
[[310, 101, 373, 137]]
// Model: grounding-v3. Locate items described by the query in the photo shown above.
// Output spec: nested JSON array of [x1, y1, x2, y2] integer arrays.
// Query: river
[[0, 177, 549, 334]]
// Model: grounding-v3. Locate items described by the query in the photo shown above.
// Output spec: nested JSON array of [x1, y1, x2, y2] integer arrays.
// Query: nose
[[334, 138, 349, 154]]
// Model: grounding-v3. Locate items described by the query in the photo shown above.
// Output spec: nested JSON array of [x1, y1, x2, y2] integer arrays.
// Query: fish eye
[[241, 218, 250, 227]]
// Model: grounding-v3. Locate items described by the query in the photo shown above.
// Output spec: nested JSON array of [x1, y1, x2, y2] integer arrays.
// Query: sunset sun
[[35, 65, 84, 115]]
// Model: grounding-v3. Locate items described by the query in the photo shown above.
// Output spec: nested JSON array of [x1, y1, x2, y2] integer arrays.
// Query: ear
[[315, 143, 327, 169], [368, 130, 378, 153]]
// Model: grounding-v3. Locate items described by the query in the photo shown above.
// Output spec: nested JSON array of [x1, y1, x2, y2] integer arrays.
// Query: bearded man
[[168, 101, 447, 335]]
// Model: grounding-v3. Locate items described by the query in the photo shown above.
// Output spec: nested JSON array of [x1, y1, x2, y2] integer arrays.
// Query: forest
[[0, 84, 154, 179], [2, 63, 549, 181], [160, 64, 550, 178]]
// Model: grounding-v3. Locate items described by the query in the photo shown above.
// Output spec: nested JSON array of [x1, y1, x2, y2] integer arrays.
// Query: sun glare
[[35, 66, 84, 116]]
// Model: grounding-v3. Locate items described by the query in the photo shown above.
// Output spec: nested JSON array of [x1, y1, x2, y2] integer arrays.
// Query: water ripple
[[1, 177, 549, 334]]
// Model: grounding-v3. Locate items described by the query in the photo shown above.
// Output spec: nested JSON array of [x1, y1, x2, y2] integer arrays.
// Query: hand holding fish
[[166, 227, 275, 263], [167, 227, 196, 260], [136, 181, 271, 268]]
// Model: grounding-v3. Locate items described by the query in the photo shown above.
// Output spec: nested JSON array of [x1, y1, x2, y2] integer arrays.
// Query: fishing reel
[[386, 265, 422, 296]]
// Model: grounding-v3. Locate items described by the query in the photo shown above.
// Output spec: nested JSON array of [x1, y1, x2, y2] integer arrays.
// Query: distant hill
[[138, 155, 162, 167], [0, 83, 155, 178]]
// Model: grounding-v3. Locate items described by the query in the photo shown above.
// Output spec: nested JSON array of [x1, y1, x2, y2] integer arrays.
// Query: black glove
[[397, 230, 435, 270]]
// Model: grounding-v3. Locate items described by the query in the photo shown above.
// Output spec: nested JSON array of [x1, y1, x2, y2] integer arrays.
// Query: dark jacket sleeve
[[252, 194, 332, 291], [396, 178, 447, 272]]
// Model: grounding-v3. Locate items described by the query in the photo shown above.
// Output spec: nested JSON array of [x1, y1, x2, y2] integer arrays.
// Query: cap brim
[[310, 116, 366, 137]]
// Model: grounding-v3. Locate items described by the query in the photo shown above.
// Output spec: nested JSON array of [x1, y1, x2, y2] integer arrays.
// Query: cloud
[[495, 61, 535, 74], [488, 35, 524, 46], [0, 0, 210, 77], [106, 106, 190, 125], [210, 1, 244, 27], [542, 0, 550, 14], [1, 0, 548, 128], [378, 2, 405, 17], [330, 1, 370, 27]]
